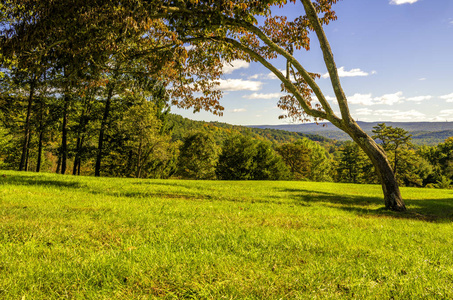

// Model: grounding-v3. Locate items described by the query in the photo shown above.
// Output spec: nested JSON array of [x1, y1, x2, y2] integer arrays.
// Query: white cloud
[[390, 0, 419, 5], [373, 92, 405, 105], [419, 78, 427, 81], [325, 96, 336, 102], [215, 79, 263, 92], [322, 66, 370, 79], [243, 92, 283, 100], [249, 70, 287, 80], [348, 93, 375, 106], [346, 92, 407, 106], [355, 108, 373, 116], [230, 108, 247, 113], [222, 60, 249, 74], [373, 109, 425, 120], [406, 95, 432, 102], [440, 109, 453, 116], [440, 93, 453, 102], [266, 70, 287, 80]]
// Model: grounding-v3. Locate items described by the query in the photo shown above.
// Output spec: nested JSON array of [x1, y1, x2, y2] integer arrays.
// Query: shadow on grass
[[2, 172, 452, 222], [0, 173, 208, 201], [281, 188, 453, 223], [0, 174, 83, 189]]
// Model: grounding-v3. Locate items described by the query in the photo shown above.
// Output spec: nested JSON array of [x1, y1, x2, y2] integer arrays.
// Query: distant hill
[[249, 122, 453, 146], [168, 114, 336, 145]]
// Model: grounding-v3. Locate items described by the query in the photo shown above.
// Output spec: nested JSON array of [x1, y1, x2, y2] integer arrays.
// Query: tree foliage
[[216, 135, 289, 180], [177, 131, 218, 179]]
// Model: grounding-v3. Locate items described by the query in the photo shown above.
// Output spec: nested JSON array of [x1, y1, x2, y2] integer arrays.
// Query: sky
[[172, 0, 453, 126]]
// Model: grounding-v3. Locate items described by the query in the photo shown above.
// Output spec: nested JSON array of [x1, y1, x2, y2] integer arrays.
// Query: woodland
[[1, 0, 453, 211]]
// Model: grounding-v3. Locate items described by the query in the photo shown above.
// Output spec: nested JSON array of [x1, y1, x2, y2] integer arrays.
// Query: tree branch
[[222, 18, 339, 122], [214, 37, 330, 121], [301, 0, 351, 123]]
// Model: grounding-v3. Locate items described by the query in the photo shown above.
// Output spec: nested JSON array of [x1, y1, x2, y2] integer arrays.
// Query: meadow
[[1, 170, 453, 299]]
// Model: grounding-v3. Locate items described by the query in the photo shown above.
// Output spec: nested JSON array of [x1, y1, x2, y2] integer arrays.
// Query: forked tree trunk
[[344, 121, 406, 211]]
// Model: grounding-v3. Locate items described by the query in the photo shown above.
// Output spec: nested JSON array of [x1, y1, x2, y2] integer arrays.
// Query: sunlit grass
[[1, 170, 453, 299]]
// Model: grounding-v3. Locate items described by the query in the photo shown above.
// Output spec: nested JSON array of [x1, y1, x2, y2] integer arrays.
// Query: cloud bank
[[390, 0, 419, 5], [215, 79, 263, 92], [243, 93, 283, 100], [222, 60, 249, 74], [322, 67, 373, 79]]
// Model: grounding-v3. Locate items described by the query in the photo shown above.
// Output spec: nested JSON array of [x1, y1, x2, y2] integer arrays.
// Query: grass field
[[1, 170, 453, 299]]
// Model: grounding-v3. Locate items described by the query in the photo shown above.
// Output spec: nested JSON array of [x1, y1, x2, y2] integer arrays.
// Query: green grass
[[1, 170, 453, 299]]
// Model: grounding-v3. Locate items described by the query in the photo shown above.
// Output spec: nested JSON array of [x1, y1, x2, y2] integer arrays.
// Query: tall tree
[[335, 141, 376, 184], [177, 131, 218, 179], [372, 123, 413, 176], [276, 142, 311, 180], [154, 0, 406, 210]]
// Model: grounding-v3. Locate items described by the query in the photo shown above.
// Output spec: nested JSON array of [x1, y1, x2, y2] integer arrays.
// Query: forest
[[0, 92, 452, 189]]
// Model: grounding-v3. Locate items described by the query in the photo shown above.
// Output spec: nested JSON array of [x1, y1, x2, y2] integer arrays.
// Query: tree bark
[[60, 93, 70, 175], [95, 82, 115, 177], [73, 92, 94, 175], [344, 121, 406, 211], [19, 79, 36, 171], [36, 128, 43, 172], [36, 95, 44, 173], [136, 140, 143, 178]]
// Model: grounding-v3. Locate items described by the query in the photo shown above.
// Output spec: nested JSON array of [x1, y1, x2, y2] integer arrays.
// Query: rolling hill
[[249, 122, 453, 145]]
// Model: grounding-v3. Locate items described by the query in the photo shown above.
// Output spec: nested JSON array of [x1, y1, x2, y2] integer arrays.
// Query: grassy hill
[[1, 170, 453, 299], [251, 121, 453, 145]]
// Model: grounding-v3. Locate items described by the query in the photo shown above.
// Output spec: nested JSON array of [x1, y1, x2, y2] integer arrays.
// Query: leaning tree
[[150, 0, 406, 211]]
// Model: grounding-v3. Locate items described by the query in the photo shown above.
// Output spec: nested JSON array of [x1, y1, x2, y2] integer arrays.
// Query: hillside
[[250, 122, 453, 145], [168, 114, 336, 145]]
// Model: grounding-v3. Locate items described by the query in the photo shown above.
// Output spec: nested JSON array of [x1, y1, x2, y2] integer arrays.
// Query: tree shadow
[[0, 173, 211, 200], [2, 172, 452, 222], [280, 188, 453, 223], [0, 174, 83, 189]]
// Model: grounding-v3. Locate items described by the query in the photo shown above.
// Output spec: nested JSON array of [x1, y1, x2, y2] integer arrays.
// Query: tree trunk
[[36, 95, 44, 173], [73, 137, 82, 175], [25, 147, 30, 171], [36, 128, 43, 172], [136, 140, 142, 178], [73, 92, 94, 175], [19, 79, 36, 171], [95, 82, 115, 177], [56, 150, 61, 174], [394, 148, 398, 175], [61, 93, 70, 175], [344, 121, 406, 211]]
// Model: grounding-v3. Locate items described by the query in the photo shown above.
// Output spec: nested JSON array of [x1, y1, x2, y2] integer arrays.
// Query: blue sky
[[173, 0, 453, 125]]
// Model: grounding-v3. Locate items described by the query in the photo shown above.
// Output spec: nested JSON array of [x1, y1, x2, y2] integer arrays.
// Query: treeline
[[334, 124, 453, 188], [171, 122, 453, 188], [2, 92, 452, 189], [0, 71, 179, 178]]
